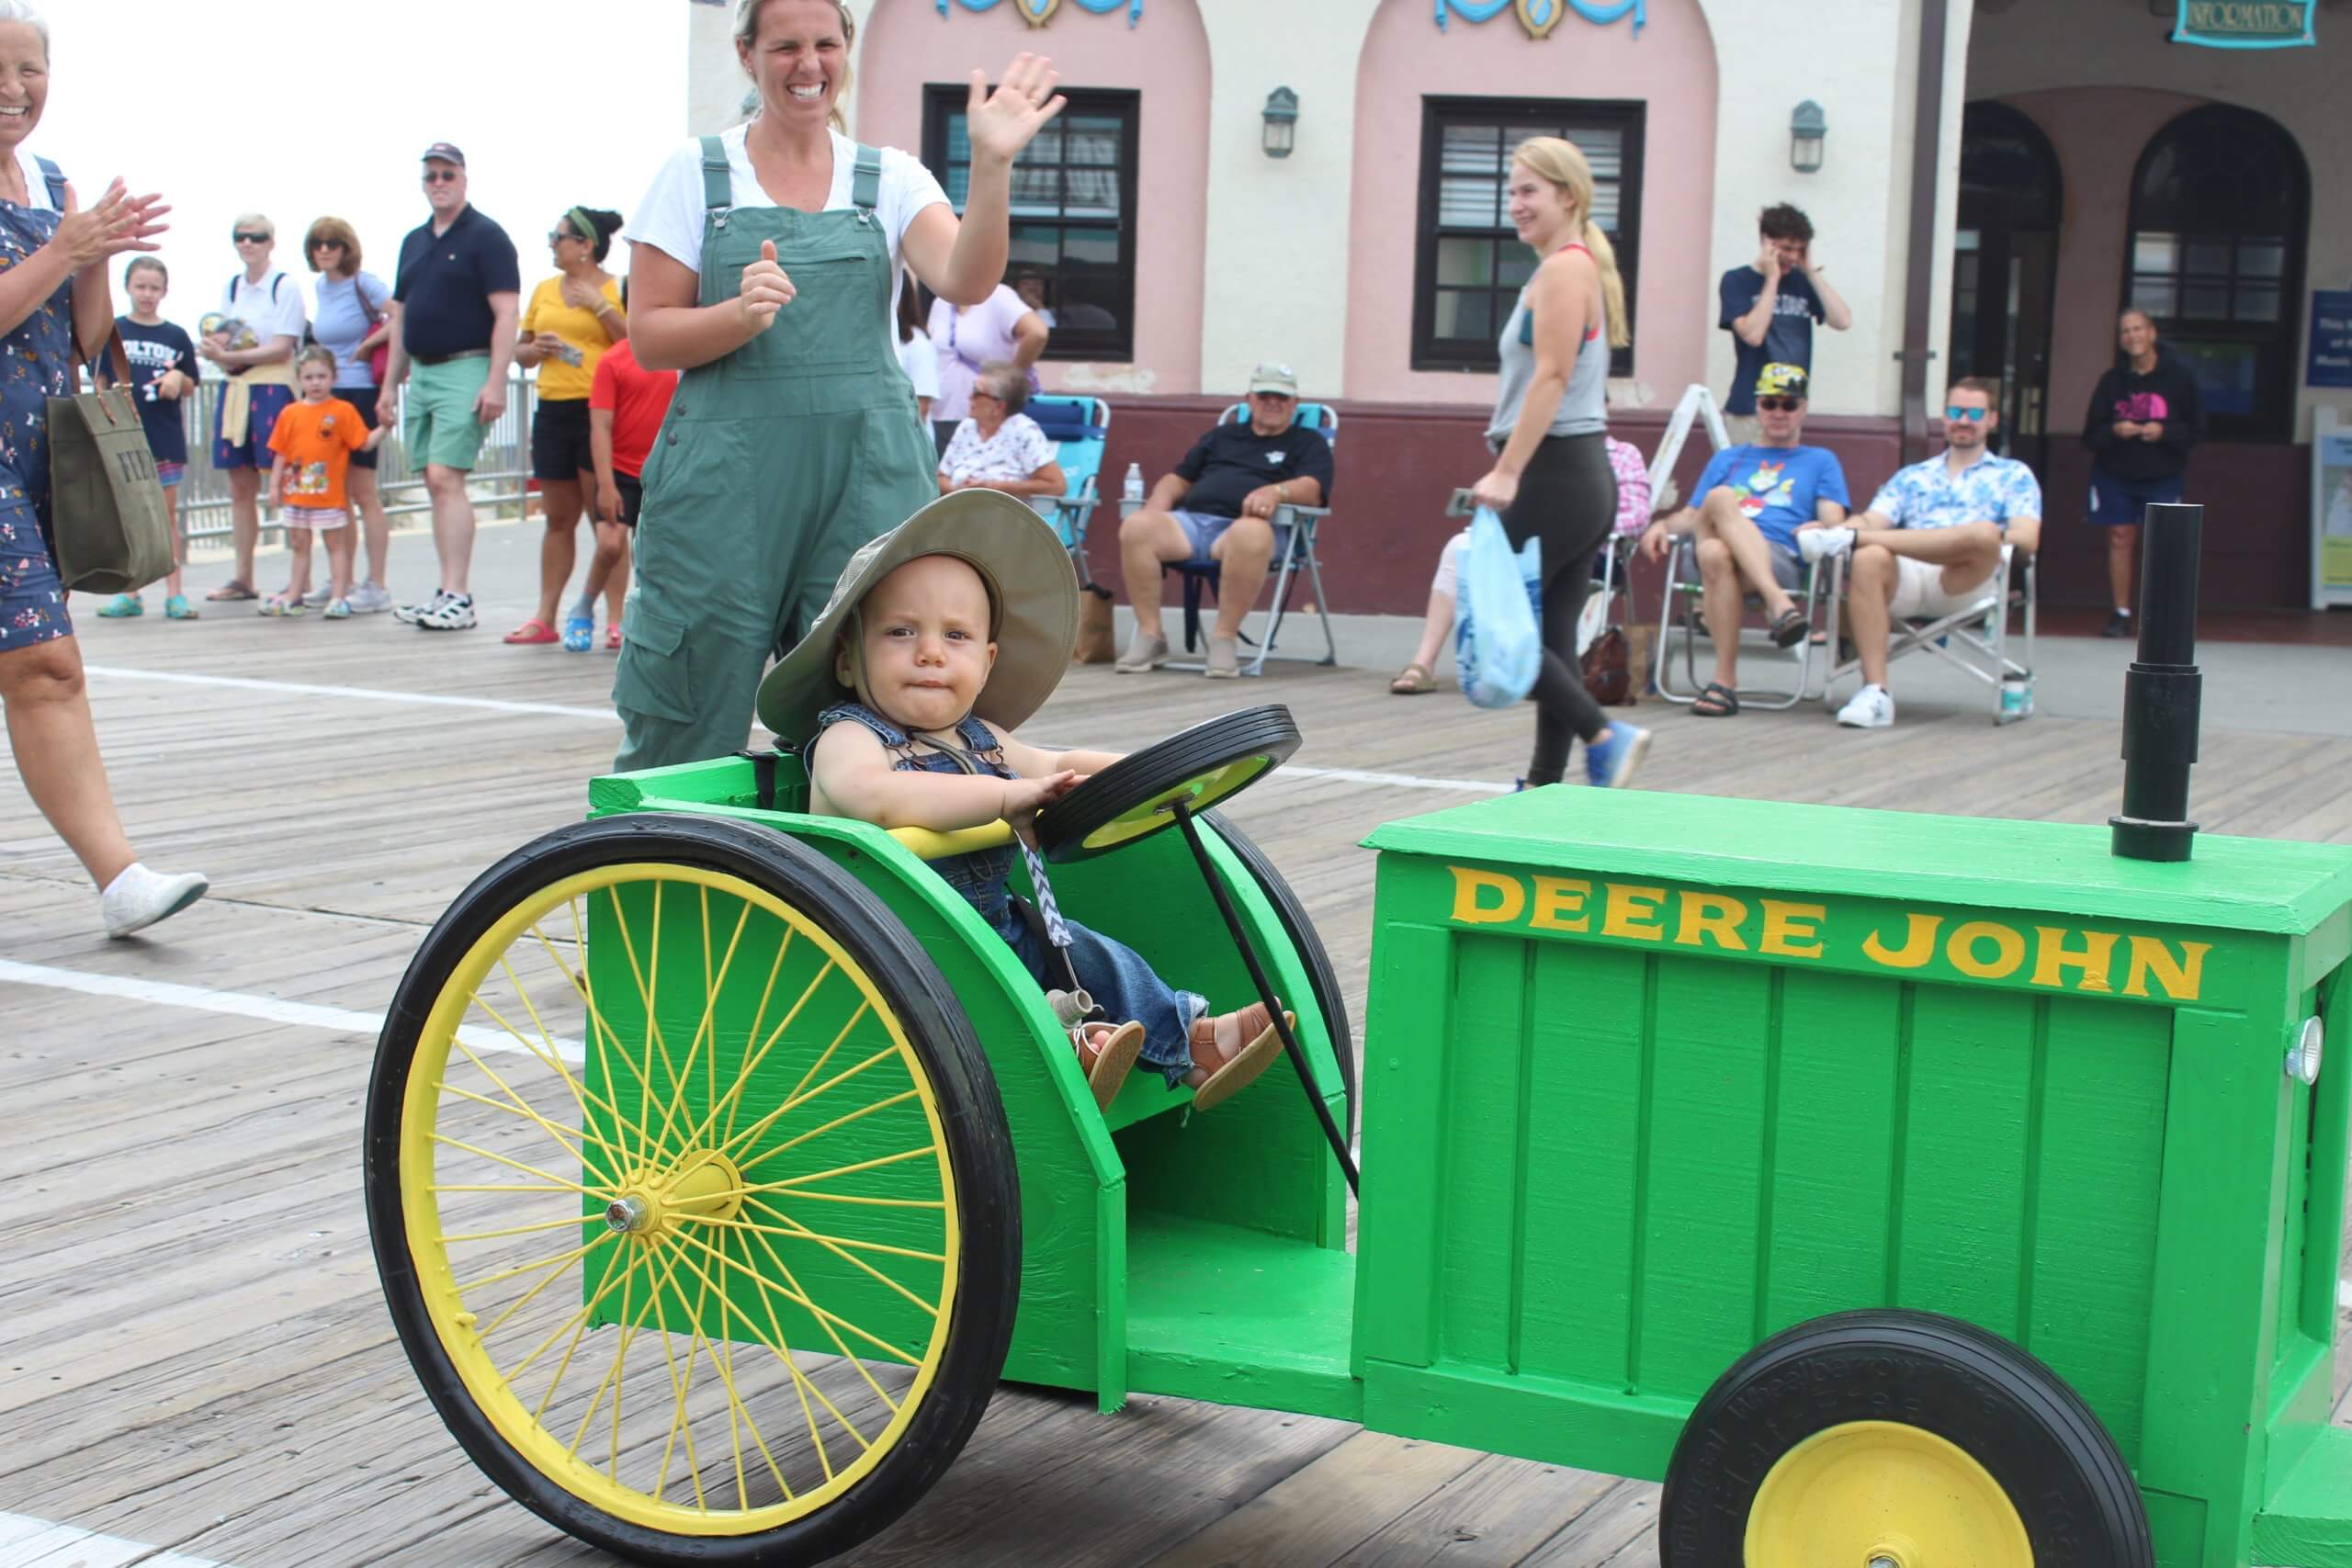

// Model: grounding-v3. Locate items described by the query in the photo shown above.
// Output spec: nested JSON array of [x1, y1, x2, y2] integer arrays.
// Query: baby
[[761, 494, 1285, 1112]]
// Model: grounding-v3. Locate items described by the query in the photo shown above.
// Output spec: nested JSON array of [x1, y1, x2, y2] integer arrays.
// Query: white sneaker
[[1799, 525, 1857, 564], [1836, 683, 1895, 729], [392, 589, 449, 625], [100, 863, 209, 938], [414, 592, 478, 631], [347, 581, 393, 615], [300, 584, 335, 608]]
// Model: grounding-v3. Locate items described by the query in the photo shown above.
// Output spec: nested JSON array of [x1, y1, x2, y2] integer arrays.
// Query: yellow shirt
[[521, 275, 622, 401]]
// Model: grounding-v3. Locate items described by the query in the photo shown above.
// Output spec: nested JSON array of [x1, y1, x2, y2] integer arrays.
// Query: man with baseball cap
[[1114, 361, 1331, 678], [380, 141, 520, 631]]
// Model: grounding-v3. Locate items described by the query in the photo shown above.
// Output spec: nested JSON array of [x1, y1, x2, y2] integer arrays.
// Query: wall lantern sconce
[[1262, 87, 1299, 159], [1791, 99, 1827, 173]]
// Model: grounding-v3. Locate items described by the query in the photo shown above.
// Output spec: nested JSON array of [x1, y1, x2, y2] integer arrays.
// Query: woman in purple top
[[926, 279, 1046, 454]]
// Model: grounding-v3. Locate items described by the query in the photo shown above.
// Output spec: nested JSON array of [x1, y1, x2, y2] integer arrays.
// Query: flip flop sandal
[[1076, 1020, 1145, 1112], [1769, 606, 1810, 648], [1389, 661, 1437, 695], [1693, 680, 1740, 718], [1189, 1010, 1293, 1113], [206, 579, 257, 602], [503, 618, 560, 646], [560, 615, 594, 653], [605, 623, 623, 651]]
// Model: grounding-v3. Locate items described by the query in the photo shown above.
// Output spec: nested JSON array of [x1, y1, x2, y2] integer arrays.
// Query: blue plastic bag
[[1455, 505, 1543, 709]]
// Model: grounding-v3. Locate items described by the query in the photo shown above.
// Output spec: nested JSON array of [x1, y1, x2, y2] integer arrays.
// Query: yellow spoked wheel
[[1657, 1311, 2152, 1568], [1745, 1423, 2029, 1566], [367, 817, 1018, 1567]]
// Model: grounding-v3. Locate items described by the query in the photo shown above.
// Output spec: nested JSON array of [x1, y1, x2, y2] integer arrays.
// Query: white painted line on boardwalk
[[0, 960, 583, 1065], [84, 664, 1508, 794], [0, 1510, 237, 1568]]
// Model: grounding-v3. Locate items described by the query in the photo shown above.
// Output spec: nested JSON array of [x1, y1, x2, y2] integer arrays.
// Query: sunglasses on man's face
[[232, 231, 271, 244], [1756, 396, 1803, 412], [423, 168, 461, 185], [1945, 404, 1991, 423]]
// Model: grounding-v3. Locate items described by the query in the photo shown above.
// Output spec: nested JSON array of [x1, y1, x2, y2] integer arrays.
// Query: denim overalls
[[613, 139, 938, 772], [815, 702, 1205, 1084]]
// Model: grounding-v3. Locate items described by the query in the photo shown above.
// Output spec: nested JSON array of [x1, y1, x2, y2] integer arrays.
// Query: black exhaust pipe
[[2110, 501, 2201, 863]]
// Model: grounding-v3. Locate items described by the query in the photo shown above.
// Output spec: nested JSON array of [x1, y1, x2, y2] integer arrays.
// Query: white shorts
[[1430, 528, 1472, 596], [1887, 554, 1996, 620]]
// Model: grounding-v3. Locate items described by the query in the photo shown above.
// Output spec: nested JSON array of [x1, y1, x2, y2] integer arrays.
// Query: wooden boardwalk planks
[[3, 598, 2347, 1566]]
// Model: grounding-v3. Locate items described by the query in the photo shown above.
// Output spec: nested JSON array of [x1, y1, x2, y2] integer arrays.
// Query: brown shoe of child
[[1184, 1001, 1291, 1111], [1075, 1020, 1144, 1112]]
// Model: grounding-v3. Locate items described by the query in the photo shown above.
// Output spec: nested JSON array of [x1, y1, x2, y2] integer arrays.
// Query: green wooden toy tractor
[[368, 507, 2352, 1566]]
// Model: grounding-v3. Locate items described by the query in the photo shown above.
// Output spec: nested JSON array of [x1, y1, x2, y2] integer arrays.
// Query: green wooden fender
[[589, 751, 1354, 1416]]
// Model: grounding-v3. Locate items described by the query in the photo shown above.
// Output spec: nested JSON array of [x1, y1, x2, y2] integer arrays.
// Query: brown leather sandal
[[1075, 1020, 1144, 1111], [1389, 661, 1437, 695], [1185, 1003, 1292, 1111]]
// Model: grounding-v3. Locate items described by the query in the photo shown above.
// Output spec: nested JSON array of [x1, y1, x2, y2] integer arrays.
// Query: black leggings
[[1498, 432, 1617, 784]]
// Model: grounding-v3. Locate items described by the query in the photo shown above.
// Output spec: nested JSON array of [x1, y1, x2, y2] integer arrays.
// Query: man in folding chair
[[1113, 361, 1331, 678], [1637, 364, 1849, 717], [1804, 378, 2042, 729]]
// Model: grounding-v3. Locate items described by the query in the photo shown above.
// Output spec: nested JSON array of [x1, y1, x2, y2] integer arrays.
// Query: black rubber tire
[[1034, 705, 1301, 863], [1659, 1308, 2152, 1568], [1202, 809, 1357, 1143], [364, 814, 1022, 1568]]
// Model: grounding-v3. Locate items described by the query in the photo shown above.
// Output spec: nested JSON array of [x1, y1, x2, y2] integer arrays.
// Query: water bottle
[[2000, 672, 2034, 721], [1122, 462, 1144, 505]]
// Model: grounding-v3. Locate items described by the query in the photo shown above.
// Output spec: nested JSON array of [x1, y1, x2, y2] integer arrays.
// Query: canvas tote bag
[[49, 329, 175, 594]]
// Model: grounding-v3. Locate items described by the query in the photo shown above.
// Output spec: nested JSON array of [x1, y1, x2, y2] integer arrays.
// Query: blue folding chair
[[1024, 394, 1110, 587], [1153, 402, 1340, 676]]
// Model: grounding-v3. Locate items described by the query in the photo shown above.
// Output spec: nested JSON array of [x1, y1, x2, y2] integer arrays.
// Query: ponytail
[[1580, 220, 1631, 350]]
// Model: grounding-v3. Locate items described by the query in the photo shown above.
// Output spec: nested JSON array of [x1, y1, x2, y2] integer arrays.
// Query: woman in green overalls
[[615, 0, 1065, 770]]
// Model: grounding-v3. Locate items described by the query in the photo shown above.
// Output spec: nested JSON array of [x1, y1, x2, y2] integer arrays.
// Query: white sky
[[34, 0, 689, 323]]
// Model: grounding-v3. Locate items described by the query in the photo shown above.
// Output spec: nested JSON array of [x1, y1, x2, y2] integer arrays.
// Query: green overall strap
[[699, 136, 731, 215], [852, 144, 881, 215]]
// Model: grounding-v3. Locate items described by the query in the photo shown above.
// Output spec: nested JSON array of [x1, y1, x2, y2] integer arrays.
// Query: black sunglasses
[[310, 238, 344, 250], [548, 230, 580, 244], [232, 231, 271, 244], [1756, 396, 1804, 412], [422, 168, 461, 185]]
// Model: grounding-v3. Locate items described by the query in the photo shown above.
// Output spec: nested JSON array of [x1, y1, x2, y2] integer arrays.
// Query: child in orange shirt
[[264, 346, 385, 618]]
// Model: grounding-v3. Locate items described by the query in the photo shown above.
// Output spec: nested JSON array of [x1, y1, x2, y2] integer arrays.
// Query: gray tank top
[[1487, 246, 1610, 446]]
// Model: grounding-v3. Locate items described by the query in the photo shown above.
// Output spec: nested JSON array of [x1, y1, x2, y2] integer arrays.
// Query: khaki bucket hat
[[754, 490, 1080, 744]]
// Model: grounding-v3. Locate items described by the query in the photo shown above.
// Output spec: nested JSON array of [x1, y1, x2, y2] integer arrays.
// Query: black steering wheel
[[1033, 706, 1301, 864]]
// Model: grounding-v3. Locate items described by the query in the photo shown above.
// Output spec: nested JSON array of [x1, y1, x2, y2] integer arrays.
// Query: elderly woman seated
[[937, 360, 1066, 507]]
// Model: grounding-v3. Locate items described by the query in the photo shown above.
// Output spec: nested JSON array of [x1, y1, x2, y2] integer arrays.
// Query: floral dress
[[0, 160, 74, 654]]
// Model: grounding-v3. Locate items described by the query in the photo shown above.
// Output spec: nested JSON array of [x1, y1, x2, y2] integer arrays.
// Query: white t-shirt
[[220, 268, 309, 346], [626, 125, 948, 326], [897, 326, 939, 400], [938, 412, 1056, 487], [3, 146, 64, 211]]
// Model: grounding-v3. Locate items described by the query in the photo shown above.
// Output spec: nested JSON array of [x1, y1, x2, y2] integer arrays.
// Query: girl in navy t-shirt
[[97, 256, 200, 619]]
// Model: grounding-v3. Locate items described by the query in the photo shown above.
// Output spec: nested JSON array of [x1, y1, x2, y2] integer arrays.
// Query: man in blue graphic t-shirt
[[1718, 203, 1852, 434], [1638, 364, 1850, 716]]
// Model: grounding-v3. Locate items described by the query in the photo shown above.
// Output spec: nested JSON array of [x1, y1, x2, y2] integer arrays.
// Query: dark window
[[922, 86, 1138, 362], [2122, 104, 2308, 439], [1412, 98, 1644, 376]]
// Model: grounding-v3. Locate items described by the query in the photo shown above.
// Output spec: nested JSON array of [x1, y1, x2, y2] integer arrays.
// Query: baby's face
[[845, 555, 997, 735]]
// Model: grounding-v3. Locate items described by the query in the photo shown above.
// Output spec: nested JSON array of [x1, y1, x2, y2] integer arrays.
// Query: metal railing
[[160, 369, 541, 544]]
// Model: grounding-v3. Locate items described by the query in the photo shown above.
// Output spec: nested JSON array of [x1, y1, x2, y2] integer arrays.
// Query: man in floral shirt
[[1798, 378, 2041, 730]]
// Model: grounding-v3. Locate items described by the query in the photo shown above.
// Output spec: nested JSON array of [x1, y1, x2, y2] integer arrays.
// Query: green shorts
[[403, 356, 492, 472]]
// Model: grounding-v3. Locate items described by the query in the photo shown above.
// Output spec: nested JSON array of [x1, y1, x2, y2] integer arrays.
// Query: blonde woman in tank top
[[1466, 136, 1651, 789]]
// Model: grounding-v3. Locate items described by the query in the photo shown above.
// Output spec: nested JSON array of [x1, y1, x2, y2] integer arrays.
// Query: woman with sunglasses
[[507, 205, 625, 649], [1465, 136, 1650, 788], [301, 216, 395, 613], [198, 211, 307, 603]]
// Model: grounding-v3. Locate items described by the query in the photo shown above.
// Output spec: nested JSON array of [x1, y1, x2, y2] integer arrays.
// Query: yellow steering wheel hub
[[1745, 1420, 2031, 1567]]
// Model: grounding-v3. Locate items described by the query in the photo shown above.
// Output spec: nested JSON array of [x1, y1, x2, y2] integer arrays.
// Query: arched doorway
[[2122, 103, 2309, 441], [1949, 101, 2062, 471]]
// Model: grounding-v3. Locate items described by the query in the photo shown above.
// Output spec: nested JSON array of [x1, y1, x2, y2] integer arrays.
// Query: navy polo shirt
[[393, 205, 521, 359]]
